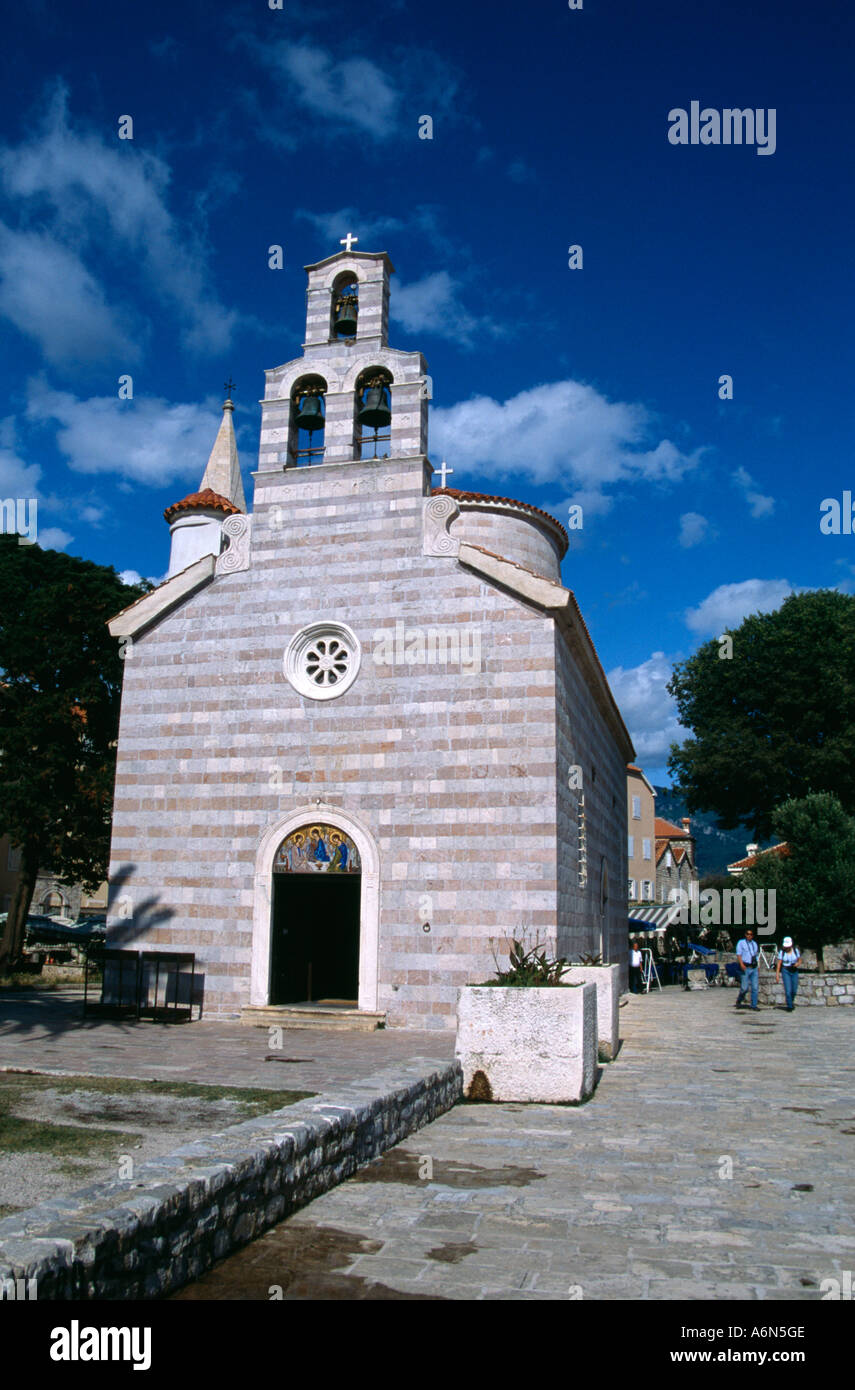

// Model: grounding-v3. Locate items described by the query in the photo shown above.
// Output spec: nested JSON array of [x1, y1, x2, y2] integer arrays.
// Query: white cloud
[[0, 223, 138, 364], [732, 466, 775, 518], [294, 204, 456, 261], [268, 43, 399, 137], [38, 526, 73, 550], [391, 271, 485, 345], [542, 489, 615, 526], [295, 207, 405, 245], [678, 511, 711, 548], [0, 443, 42, 497], [0, 85, 237, 358], [684, 578, 796, 636], [27, 382, 222, 487], [119, 568, 164, 586], [430, 379, 706, 498], [607, 650, 686, 768], [248, 36, 460, 149]]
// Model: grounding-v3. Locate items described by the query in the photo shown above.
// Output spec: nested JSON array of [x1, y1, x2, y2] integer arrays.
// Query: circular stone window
[[284, 622, 361, 701]]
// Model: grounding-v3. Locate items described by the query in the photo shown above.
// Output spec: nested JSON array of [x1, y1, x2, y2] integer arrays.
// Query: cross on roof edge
[[340, 233, 359, 252], [434, 460, 454, 489]]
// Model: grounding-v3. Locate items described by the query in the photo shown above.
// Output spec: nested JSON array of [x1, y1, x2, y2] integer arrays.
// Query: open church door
[[269, 824, 361, 1006]]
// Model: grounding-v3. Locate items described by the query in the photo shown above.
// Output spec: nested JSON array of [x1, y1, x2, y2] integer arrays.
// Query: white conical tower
[[164, 388, 246, 578]]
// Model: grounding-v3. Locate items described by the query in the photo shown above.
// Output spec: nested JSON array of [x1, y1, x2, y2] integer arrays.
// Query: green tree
[[0, 536, 149, 969], [740, 792, 855, 968], [668, 590, 855, 839]]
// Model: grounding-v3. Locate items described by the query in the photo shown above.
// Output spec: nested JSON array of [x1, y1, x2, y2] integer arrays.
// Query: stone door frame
[[250, 803, 381, 1012]]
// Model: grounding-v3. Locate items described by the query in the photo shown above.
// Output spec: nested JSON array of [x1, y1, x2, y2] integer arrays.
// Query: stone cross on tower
[[340, 233, 358, 252], [434, 460, 454, 489]]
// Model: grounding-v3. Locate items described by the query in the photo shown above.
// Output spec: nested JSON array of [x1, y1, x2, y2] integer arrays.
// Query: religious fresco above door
[[273, 824, 361, 874]]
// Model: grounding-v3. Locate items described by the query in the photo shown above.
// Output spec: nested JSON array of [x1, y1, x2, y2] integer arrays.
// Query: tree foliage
[[739, 793, 855, 965], [0, 536, 149, 966], [667, 590, 855, 839]]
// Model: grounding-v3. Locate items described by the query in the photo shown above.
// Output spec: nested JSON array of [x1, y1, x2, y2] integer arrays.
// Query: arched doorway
[[270, 823, 361, 1005], [250, 805, 381, 1013]]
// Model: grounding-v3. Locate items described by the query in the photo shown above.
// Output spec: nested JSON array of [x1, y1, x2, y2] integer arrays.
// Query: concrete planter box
[[562, 964, 620, 1060], [455, 983, 597, 1103]]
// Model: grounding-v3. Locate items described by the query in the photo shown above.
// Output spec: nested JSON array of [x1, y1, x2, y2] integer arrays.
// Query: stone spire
[[162, 387, 247, 579], [199, 393, 246, 513]]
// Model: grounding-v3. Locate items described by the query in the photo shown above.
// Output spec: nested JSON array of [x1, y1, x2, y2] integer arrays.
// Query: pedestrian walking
[[775, 936, 801, 1011], [734, 927, 760, 1010], [629, 939, 644, 994]]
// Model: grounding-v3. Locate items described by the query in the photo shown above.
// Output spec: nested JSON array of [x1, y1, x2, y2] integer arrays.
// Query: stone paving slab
[[174, 989, 855, 1301], [0, 989, 454, 1092]]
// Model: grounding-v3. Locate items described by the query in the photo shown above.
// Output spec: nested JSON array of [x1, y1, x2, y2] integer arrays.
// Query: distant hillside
[[653, 786, 772, 878]]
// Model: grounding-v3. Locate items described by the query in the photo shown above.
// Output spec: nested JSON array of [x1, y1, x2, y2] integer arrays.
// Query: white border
[[250, 804, 381, 1013]]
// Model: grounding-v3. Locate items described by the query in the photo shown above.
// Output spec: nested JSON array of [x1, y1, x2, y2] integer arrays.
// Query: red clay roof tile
[[163, 489, 240, 524], [432, 487, 569, 548]]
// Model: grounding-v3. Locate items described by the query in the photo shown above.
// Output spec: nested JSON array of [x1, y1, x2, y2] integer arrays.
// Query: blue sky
[[1, 0, 852, 782]]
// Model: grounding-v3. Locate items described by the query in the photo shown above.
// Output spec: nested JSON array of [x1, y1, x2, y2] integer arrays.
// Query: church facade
[[107, 246, 633, 1029]]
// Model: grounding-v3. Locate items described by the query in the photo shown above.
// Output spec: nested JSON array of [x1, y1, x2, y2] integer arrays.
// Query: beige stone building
[[105, 245, 633, 1028], [627, 765, 656, 903], [655, 817, 698, 903], [0, 833, 107, 920]]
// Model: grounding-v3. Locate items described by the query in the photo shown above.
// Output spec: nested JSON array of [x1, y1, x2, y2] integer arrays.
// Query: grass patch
[[0, 1071, 313, 1114], [0, 1204, 21, 1218], [0, 975, 60, 991], [0, 1072, 313, 1166], [0, 1112, 141, 1158]]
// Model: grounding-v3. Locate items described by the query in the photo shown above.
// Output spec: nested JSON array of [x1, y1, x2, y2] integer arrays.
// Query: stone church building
[[107, 245, 633, 1029]]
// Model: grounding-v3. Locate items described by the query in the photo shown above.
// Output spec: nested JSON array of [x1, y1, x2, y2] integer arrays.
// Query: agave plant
[[491, 938, 570, 987]]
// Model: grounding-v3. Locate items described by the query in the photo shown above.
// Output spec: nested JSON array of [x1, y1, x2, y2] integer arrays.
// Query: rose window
[[306, 635, 349, 689], [284, 622, 361, 701]]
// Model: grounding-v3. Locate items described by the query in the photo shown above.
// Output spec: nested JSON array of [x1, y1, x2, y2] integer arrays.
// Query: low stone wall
[[0, 1059, 462, 1300], [757, 972, 855, 1007]]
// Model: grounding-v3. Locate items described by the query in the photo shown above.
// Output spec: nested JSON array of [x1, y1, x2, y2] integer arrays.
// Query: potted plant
[[455, 939, 598, 1103], [561, 952, 621, 1061]]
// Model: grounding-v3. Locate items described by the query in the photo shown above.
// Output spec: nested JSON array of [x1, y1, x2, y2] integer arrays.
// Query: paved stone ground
[[175, 989, 855, 1301], [0, 989, 454, 1091]]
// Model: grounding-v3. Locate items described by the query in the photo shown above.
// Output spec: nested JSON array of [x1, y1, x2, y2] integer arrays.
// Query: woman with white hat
[[775, 936, 801, 1011]]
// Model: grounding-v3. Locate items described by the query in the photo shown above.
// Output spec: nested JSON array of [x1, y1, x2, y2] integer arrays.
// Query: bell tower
[[256, 244, 430, 473]]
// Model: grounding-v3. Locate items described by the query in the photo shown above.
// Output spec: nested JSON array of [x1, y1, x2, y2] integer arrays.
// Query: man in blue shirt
[[734, 927, 760, 1010]]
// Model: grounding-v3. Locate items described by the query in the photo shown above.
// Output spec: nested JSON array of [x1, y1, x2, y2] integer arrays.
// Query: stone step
[[240, 1004, 386, 1032]]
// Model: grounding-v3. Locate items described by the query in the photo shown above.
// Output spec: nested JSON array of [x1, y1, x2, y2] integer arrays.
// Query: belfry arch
[[250, 805, 380, 1012]]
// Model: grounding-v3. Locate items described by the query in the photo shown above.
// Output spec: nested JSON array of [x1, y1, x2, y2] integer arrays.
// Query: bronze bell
[[333, 294, 358, 337], [294, 392, 325, 432], [358, 382, 391, 430]]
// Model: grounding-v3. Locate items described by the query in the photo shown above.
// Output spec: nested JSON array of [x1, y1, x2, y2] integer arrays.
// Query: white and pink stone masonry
[[106, 249, 632, 1028]]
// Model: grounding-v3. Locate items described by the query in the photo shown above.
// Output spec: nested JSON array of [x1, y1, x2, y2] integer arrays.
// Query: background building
[[627, 765, 657, 903], [655, 817, 698, 903], [0, 834, 107, 921]]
